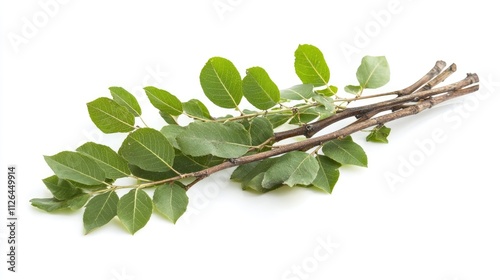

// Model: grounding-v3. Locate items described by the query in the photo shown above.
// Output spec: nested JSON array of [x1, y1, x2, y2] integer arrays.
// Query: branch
[[143, 67, 479, 190]]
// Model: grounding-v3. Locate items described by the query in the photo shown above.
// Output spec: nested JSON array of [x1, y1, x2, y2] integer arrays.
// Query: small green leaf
[[159, 111, 178, 125], [312, 95, 335, 112], [247, 117, 274, 147], [176, 122, 251, 158], [344, 85, 363, 95], [83, 191, 119, 234], [87, 97, 135, 133], [119, 128, 175, 172], [182, 99, 212, 120], [42, 175, 82, 200], [77, 142, 130, 179], [323, 136, 368, 167], [30, 198, 68, 212], [294, 44, 330, 87], [366, 125, 391, 143], [242, 66, 280, 110], [280, 84, 314, 100], [144, 86, 183, 116], [262, 151, 319, 188], [200, 57, 243, 109], [316, 85, 338, 96], [153, 183, 188, 224], [109, 87, 142, 117], [356, 56, 390, 89], [311, 155, 340, 193], [44, 151, 106, 185], [117, 189, 153, 234]]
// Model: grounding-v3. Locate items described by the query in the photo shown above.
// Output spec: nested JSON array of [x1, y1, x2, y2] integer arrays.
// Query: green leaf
[[83, 191, 119, 234], [247, 117, 274, 147], [312, 95, 335, 111], [172, 153, 224, 174], [30, 195, 89, 212], [160, 125, 185, 150], [316, 85, 338, 96], [109, 87, 142, 117], [266, 113, 292, 128], [119, 128, 175, 172], [129, 164, 172, 181], [176, 122, 251, 158], [30, 198, 69, 212], [117, 189, 153, 234], [323, 136, 368, 167], [262, 151, 319, 188], [44, 151, 106, 185], [280, 84, 314, 100], [76, 142, 130, 179], [182, 99, 212, 120], [289, 107, 319, 125], [66, 194, 91, 210], [87, 97, 135, 133], [344, 85, 363, 95], [294, 44, 330, 87], [159, 111, 178, 125], [42, 175, 82, 200], [356, 56, 390, 89], [311, 155, 340, 193], [200, 57, 243, 109], [153, 183, 188, 224], [242, 66, 280, 110], [366, 125, 391, 143], [231, 158, 281, 193], [144, 86, 183, 116]]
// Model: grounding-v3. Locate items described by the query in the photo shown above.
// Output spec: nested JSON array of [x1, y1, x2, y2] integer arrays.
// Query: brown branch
[[275, 71, 478, 141], [148, 69, 479, 191]]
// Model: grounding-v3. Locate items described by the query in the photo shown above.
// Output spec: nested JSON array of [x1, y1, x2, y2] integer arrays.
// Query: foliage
[[31, 44, 403, 234]]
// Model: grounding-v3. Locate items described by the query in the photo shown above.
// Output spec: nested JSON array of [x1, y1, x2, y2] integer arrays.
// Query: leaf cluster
[[32, 44, 392, 234]]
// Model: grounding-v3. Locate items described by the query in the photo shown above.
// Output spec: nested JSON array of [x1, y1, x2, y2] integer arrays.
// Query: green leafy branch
[[31, 44, 479, 234]]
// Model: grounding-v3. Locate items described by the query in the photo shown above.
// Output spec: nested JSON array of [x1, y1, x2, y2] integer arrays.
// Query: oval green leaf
[[119, 128, 175, 172], [83, 191, 119, 234], [77, 142, 131, 179], [176, 122, 251, 158], [153, 183, 188, 224], [144, 86, 183, 116], [280, 84, 314, 100], [242, 66, 280, 110], [87, 97, 135, 133], [117, 189, 153, 234], [262, 151, 319, 188], [182, 99, 212, 120], [323, 136, 368, 167], [356, 56, 390, 89], [311, 155, 340, 193], [247, 117, 274, 147], [109, 86, 142, 117], [200, 57, 243, 109], [294, 44, 330, 87], [44, 151, 106, 185]]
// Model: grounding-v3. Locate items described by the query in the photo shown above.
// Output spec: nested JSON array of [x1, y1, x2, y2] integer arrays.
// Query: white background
[[1, 1, 499, 279]]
